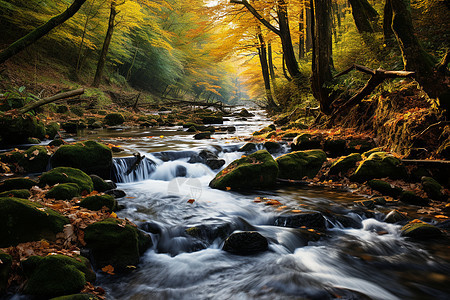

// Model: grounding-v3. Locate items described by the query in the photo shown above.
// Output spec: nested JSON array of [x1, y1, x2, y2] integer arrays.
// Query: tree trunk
[[0, 0, 87, 65], [257, 28, 278, 109], [348, 0, 378, 33], [383, 0, 395, 45], [305, 1, 313, 53], [311, 0, 333, 114], [92, 1, 117, 87], [126, 45, 138, 81], [268, 41, 279, 103], [299, 9, 305, 59]]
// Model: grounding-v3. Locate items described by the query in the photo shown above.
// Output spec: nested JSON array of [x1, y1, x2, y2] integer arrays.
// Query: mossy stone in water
[[222, 231, 268, 255], [51, 141, 112, 178], [22, 255, 95, 298], [104, 113, 125, 126], [329, 153, 362, 176], [0, 189, 31, 199], [46, 183, 81, 200], [209, 150, 279, 190], [19, 145, 51, 173], [367, 180, 403, 198], [61, 122, 79, 134], [193, 132, 211, 140], [49, 139, 66, 147], [0, 150, 24, 164], [264, 141, 281, 153], [50, 294, 100, 300], [46, 122, 60, 139], [40, 167, 93, 193], [0, 197, 68, 247], [0, 178, 36, 192], [84, 218, 152, 271], [239, 142, 258, 153], [0, 252, 12, 294], [79, 194, 117, 211], [399, 191, 429, 206], [401, 219, 442, 239], [350, 152, 407, 182], [276, 150, 327, 180], [90, 175, 112, 192], [421, 177, 444, 201]]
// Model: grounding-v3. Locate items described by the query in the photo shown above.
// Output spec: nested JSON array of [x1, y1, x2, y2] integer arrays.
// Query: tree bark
[[0, 0, 87, 65], [383, 0, 395, 45], [92, 1, 117, 87], [305, 2, 313, 53], [257, 28, 278, 110], [311, 0, 333, 114], [348, 0, 376, 33], [18, 88, 85, 114], [268, 41, 279, 104]]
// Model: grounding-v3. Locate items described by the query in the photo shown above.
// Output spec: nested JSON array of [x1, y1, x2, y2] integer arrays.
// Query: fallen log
[[18, 88, 85, 114]]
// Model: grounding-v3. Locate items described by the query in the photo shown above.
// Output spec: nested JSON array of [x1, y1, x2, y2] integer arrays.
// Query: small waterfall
[[112, 156, 157, 183]]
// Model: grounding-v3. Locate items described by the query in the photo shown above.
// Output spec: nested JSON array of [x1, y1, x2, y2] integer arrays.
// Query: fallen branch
[[18, 88, 84, 114], [331, 64, 415, 113]]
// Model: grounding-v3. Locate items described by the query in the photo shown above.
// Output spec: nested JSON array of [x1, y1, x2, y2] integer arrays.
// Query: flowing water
[[64, 109, 450, 299]]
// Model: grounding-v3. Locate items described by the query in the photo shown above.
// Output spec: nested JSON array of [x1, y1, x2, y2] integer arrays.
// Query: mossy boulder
[[323, 139, 347, 157], [239, 142, 258, 153], [350, 152, 407, 182], [237, 108, 254, 117], [51, 141, 112, 178], [0, 150, 25, 164], [274, 212, 326, 230], [79, 194, 117, 211], [348, 139, 376, 153], [46, 183, 81, 200], [19, 145, 51, 173], [362, 147, 384, 159], [253, 124, 276, 136], [384, 210, 409, 223], [46, 122, 60, 140], [26, 137, 41, 144], [276, 150, 327, 180], [329, 153, 362, 176], [0, 197, 68, 247], [40, 167, 94, 194], [0, 189, 31, 199], [104, 113, 125, 126], [209, 150, 279, 190], [421, 177, 445, 201], [264, 141, 282, 153], [84, 218, 152, 271], [193, 132, 211, 140], [222, 231, 268, 255], [367, 180, 403, 198], [401, 219, 442, 239], [201, 115, 223, 124], [399, 191, 429, 206], [90, 175, 112, 192], [291, 133, 322, 151], [0, 178, 36, 192], [61, 122, 79, 134], [22, 255, 95, 298], [0, 115, 46, 144], [51, 294, 100, 300], [0, 252, 12, 294]]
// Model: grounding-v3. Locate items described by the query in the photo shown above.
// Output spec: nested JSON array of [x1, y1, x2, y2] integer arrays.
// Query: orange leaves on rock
[[265, 199, 282, 206], [187, 199, 195, 204], [101, 265, 115, 275]]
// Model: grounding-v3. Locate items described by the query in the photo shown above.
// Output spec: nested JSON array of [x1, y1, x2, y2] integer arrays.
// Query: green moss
[[0, 189, 31, 199], [0, 178, 36, 192], [22, 255, 95, 298], [276, 150, 327, 180], [239, 142, 258, 152], [368, 179, 403, 198], [0, 252, 12, 294], [0, 150, 24, 164], [209, 150, 279, 190], [291, 133, 322, 151], [421, 177, 444, 201], [46, 183, 81, 200], [51, 294, 100, 300], [265, 131, 277, 138], [329, 153, 362, 175], [399, 191, 429, 206], [40, 167, 94, 193], [51, 141, 112, 178], [90, 175, 112, 192], [362, 147, 384, 159], [70, 107, 85, 117], [253, 124, 276, 136], [84, 218, 151, 271], [61, 122, 79, 133], [401, 219, 442, 239], [26, 137, 41, 144], [79, 194, 117, 211], [0, 115, 47, 144], [351, 152, 407, 183], [19, 145, 51, 173], [0, 197, 68, 247], [281, 132, 298, 138], [104, 113, 125, 126], [46, 122, 60, 139], [264, 141, 281, 153]]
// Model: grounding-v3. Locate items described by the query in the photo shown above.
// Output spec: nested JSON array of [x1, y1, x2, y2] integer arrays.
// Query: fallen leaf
[[187, 199, 195, 204], [101, 265, 115, 275]]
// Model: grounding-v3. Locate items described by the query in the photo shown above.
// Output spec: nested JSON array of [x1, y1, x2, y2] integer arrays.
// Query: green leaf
[[18, 86, 25, 93]]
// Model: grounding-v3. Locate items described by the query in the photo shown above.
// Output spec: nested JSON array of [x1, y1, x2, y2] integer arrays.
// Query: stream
[[49, 109, 450, 299]]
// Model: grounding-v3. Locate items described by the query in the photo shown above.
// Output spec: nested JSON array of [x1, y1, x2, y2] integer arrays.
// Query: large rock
[[79, 194, 117, 211], [222, 231, 268, 255], [384, 210, 409, 224], [0, 114, 46, 144], [188, 150, 225, 170], [367, 179, 403, 198], [209, 150, 279, 190], [0, 197, 68, 247], [329, 153, 362, 176], [84, 218, 152, 272], [0, 178, 36, 192], [90, 175, 114, 192], [46, 183, 81, 200], [274, 212, 326, 230], [323, 138, 347, 157], [291, 133, 322, 151], [0, 252, 12, 294], [201, 115, 223, 124], [237, 108, 254, 117], [0, 189, 31, 199], [350, 152, 407, 182], [19, 145, 51, 173], [399, 191, 429, 206], [421, 177, 445, 201], [401, 219, 442, 239], [40, 167, 93, 194], [51, 141, 112, 178], [22, 255, 95, 298], [276, 150, 327, 180], [104, 113, 125, 126]]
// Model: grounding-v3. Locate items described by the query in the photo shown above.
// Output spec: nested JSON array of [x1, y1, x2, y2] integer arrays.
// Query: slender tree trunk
[[0, 0, 87, 64], [257, 27, 278, 109], [383, 0, 395, 45], [76, 0, 96, 73], [311, 0, 333, 114], [92, 1, 117, 87], [268, 41, 278, 94], [305, 0, 313, 53], [299, 11, 305, 59], [126, 45, 138, 81], [348, 0, 377, 33]]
